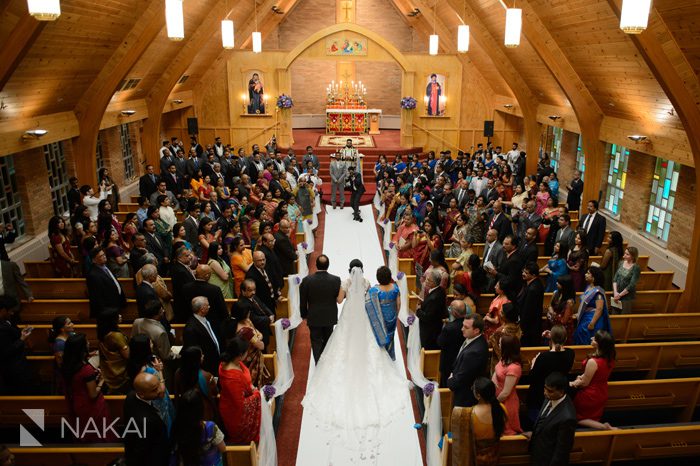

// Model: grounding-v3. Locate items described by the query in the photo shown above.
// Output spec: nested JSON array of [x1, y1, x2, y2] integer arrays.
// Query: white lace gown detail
[[302, 267, 409, 454]]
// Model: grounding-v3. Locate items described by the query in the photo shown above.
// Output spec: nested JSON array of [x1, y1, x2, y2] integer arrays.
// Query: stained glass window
[[576, 134, 585, 181], [44, 141, 71, 217], [120, 124, 135, 180], [645, 158, 680, 242], [0, 156, 25, 236], [547, 126, 563, 172], [603, 143, 629, 216]]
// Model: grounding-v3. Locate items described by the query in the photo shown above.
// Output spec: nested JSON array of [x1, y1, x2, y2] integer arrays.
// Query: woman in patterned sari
[[393, 209, 419, 259], [573, 266, 612, 345], [412, 219, 442, 276], [442, 197, 461, 242], [365, 266, 401, 360]]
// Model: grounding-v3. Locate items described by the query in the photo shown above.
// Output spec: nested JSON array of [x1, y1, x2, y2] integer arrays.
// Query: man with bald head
[[181, 264, 227, 342], [438, 299, 468, 386], [123, 372, 169, 466], [246, 250, 280, 313], [257, 232, 285, 288], [274, 219, 298, 276], [488, 200, 512, 243]]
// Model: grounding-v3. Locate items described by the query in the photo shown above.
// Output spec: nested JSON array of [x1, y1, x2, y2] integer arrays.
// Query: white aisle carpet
[[295, 204, 423, 466]]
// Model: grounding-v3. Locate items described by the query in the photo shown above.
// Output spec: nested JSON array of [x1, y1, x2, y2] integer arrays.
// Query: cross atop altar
[[325, 80, 381, 134]]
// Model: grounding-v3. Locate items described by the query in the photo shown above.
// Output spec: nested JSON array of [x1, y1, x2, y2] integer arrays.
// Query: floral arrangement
[[281, 318, 291, 330], [276, 94, 294, 109], [400, 96, 417, 110]]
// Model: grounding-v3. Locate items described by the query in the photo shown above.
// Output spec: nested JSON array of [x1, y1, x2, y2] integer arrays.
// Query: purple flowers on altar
[[407, 315, 416, 326], [397, 272, 405, 280], [400, 96, 417, 110], [423, 382, 435, 397], [263, 385, 276, 399], [276, 94, 293, 109], [281, 318, 291, 330]]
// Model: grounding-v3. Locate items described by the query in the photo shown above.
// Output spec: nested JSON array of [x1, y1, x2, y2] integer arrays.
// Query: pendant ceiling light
[[620, 0, 652, 34], [221, 20, 234, 49], [165, 0, 184, 41], [26, 0, 61, 20], [504, 7, 522, 48], [429, 0, 438, 55], [252, 0, 262, 53], [457, 0, 469, 53]]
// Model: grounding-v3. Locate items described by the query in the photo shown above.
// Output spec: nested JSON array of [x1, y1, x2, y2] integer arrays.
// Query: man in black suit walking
[[416, 269, 448, 350], [437, 299, 467, 387], [182, 265, 228, 343], [183, 296, 221, 374], [139, 164, 160, 199], [299, 255, 341, 363], [123, 372, 170, 466], [447, 314, 489, 407], [85, 249, 126, 318], [170, 246, 196, 322], [246, 251, 281, 314], [518, 262, 545, 347], [579, 200, 607, 254], [348, 166, 366, 222], [274, 219, 297, 277], [526, 372, 577, 466]]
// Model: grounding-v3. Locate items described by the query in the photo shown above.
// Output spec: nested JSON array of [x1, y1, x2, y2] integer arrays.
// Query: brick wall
[[666, 164, 694, 258], [14, 147, 54, 235], [277, 0, 336, 50], [558, 129, 579, 188], [290, 59, 337, 114], [617, 150, 655, 232], [356, 61, 401, 114], [355, 0, 418, 52], [98, 126, 128, 188]]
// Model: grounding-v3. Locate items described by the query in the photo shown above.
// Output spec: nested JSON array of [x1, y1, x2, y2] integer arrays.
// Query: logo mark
[[20, 409, 44, 446]]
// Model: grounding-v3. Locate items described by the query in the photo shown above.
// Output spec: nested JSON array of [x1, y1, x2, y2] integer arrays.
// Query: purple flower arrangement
[[276, 94, 293, 109], [294, 276, 301, 285], [400, 96, 417, 110], [281, 318, 291, 330], [397, 272, 405, 280], [423, 382, 435, 397], [307, 219, 313, 224], [301, 242, 308, 249], [407, 315, 416, 326], [263, 385, 276, 400], [389, 242, 395, 249]]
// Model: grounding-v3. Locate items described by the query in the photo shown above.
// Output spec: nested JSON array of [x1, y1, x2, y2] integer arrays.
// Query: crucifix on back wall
[[338, 0, 354, 23]]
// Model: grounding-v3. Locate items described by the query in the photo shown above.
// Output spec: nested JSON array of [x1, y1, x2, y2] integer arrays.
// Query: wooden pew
[[441, 424, 700, 466], [420, 341, 700, 379], [10, 444, 258, 466], [611, 313, 700, 343]]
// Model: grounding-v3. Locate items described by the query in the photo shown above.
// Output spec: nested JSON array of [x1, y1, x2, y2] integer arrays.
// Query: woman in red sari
[[442, 197, 460, 242], [412, 219, 443, 275], [393, 209, 419, 259], [218, 336, 262, 444], [48, 216, 79, 277]]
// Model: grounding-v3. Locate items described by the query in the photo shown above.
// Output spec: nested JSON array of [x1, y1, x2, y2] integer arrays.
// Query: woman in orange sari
[[484, 279, 511, 342], [261, 191, 278, 219], [393, 209, 419, 259], [442, 197, 461, 241]]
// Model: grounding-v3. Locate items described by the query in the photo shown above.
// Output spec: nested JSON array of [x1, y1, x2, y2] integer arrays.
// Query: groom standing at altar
[[300, 255, 342, 363]]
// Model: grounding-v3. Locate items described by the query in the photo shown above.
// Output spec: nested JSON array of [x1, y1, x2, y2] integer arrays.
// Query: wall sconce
[[120, 109, 136, 116], [23, 129, 48, 140], [548, 115, 561, 122], [503, 104, 514, 110], [628, 135, 649, 143], [171, 99, 184, 104]]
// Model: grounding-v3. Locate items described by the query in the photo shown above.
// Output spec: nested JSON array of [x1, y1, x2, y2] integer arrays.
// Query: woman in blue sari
[[365, 266, 401, 360], [541, 241, 570, 292], [573, 266, 612, 345]]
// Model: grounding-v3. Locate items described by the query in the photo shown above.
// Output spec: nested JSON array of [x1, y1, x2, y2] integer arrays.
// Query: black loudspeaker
[[187, 117, 199, 135], [483, 120, 495, 138]]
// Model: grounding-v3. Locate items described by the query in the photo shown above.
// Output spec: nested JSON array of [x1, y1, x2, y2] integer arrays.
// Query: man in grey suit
[[329, 153, 348, 209], [300, 255, 341, 363], [482, 228, 505, 291], [554, 214, 575, 250], [514, 200, 542, 241]]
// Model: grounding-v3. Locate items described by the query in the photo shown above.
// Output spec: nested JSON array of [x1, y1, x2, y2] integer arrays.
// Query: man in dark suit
[[527, 372, 577, 466], [447, 314, 489, 407], [520, 227, 539, 265], [183, 203, 201, 255], [518, 262, 545, 347], [348, 166, 366, 222], [123, 372, 170, 466], [129, 233, 150, 273], [258, 233, 284, 289], [246, 251, 281, 313], [0, 296, 40, 394], [170, 246, 196, 323], [0, 259, 33, 313], [274, 219, 297, 277], [186, 152, 205, 180], [490, 234, 525, 292], [163, 163, 183, 198], [67, 176, 82, 215], [554, 213, 576, 251], [135, 264, 160, 316], [85, 249, 126, 318], [437, 299, 467, 387], [480, 178, 499, 207], [0, 223, 17, 262], [183, 296, 221, 374], [579, 200, 607, 254], [566, 170, 584, 213], [229, 279, 275, 350], [515, 200, 542, 241], [139, 164, 160, 200], [416, 269, 448, 350], [299, 255, 341, 363], [182, 265, 228, 343], [488, 201, 512, 243], [143, 218, 170, 276], [482, 228, 505, 292]]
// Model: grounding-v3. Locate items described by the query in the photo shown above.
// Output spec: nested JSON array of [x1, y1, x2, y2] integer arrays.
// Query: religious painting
[[245, 70, 266, 114], [424, 73, 446, 116], [326, 36, 368, 56]]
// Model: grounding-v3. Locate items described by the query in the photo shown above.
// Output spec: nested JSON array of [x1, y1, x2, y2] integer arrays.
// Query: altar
[[324, 79, 382, 135]]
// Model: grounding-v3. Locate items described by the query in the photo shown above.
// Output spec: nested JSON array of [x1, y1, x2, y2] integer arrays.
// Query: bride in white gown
[[302, 266, 410, 455]]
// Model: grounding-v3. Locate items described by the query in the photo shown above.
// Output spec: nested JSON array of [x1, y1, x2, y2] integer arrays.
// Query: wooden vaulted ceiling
[[1, 0, 699, 151]]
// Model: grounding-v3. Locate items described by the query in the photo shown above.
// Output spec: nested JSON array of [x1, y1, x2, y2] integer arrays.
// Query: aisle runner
[[295, 205, 423, 466]]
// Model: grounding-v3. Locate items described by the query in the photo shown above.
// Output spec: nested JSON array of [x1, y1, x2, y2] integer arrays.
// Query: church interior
[[2, 0, 700, 465]]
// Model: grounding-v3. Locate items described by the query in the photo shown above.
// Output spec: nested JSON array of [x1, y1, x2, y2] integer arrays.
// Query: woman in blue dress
[[365, 266, 401, 360], [573, 266, 612, 345], [541, 241, 570, 292]]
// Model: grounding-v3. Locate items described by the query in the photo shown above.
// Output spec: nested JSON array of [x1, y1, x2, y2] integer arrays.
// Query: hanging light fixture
[[457, 0, 469, 53], [27, 0, 61, 20], [504, 6, 522, 48], [165, 0, 184, 41], [620, 0, 652, 34], [252, 0, 262, 53], [429, 0, 438, 55], [221, 20, 234, 49]]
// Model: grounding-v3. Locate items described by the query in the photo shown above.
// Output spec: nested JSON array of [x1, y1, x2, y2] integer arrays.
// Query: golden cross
[[341, 1, 353, 22]]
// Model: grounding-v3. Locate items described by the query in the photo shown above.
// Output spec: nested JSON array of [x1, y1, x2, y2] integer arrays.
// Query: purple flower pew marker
[[281, 318, 291, 330], [389, 242, 395, 249], [396, 272, 405, 280], [301, 242, 308, 250], [263, 385, 276, 400], [423, 382, 435, 397], [406, 315, 416, 326], [294, 276, 301, 285]]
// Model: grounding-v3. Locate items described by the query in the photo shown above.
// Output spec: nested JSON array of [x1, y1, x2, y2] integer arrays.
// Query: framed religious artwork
[[325, 36, 368, 56], [424, 73, 446, 116], [244, 70, 267, 114]]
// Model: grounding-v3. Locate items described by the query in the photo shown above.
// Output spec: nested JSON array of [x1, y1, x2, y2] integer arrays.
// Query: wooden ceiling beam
[[0, 14, 46, 92], [70, 0, 164, 186], [606, 0, 700, 306]]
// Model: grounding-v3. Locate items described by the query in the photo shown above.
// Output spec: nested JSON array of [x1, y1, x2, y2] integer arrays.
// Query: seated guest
[[437, 300, 467, 387], [492, 334, 523, 435], [451, 377, 507, 465], [527, 372, 577, 466], [570, 330, 617, 430], [0, 297, 40, 395], [526, 325, 575, 427], [61, 333, 116, 442], [175, 346, 219, 421], [226, 302, 271, 388], [416, 269, 448, 350], [172, 389, 227, 466], [207, 241, 234, 299], [183, 297, 221, 375], [97, 309, 130, 395], [573, 267, 611, 345], [131, 299, 173, 363], [447, 314, 489, 407], [611, 246, 641, 315], [123, 372, 170, 466], [48, 315, 74, 394], [218, 336, 262, 444], [127, 334, 175, 436]]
